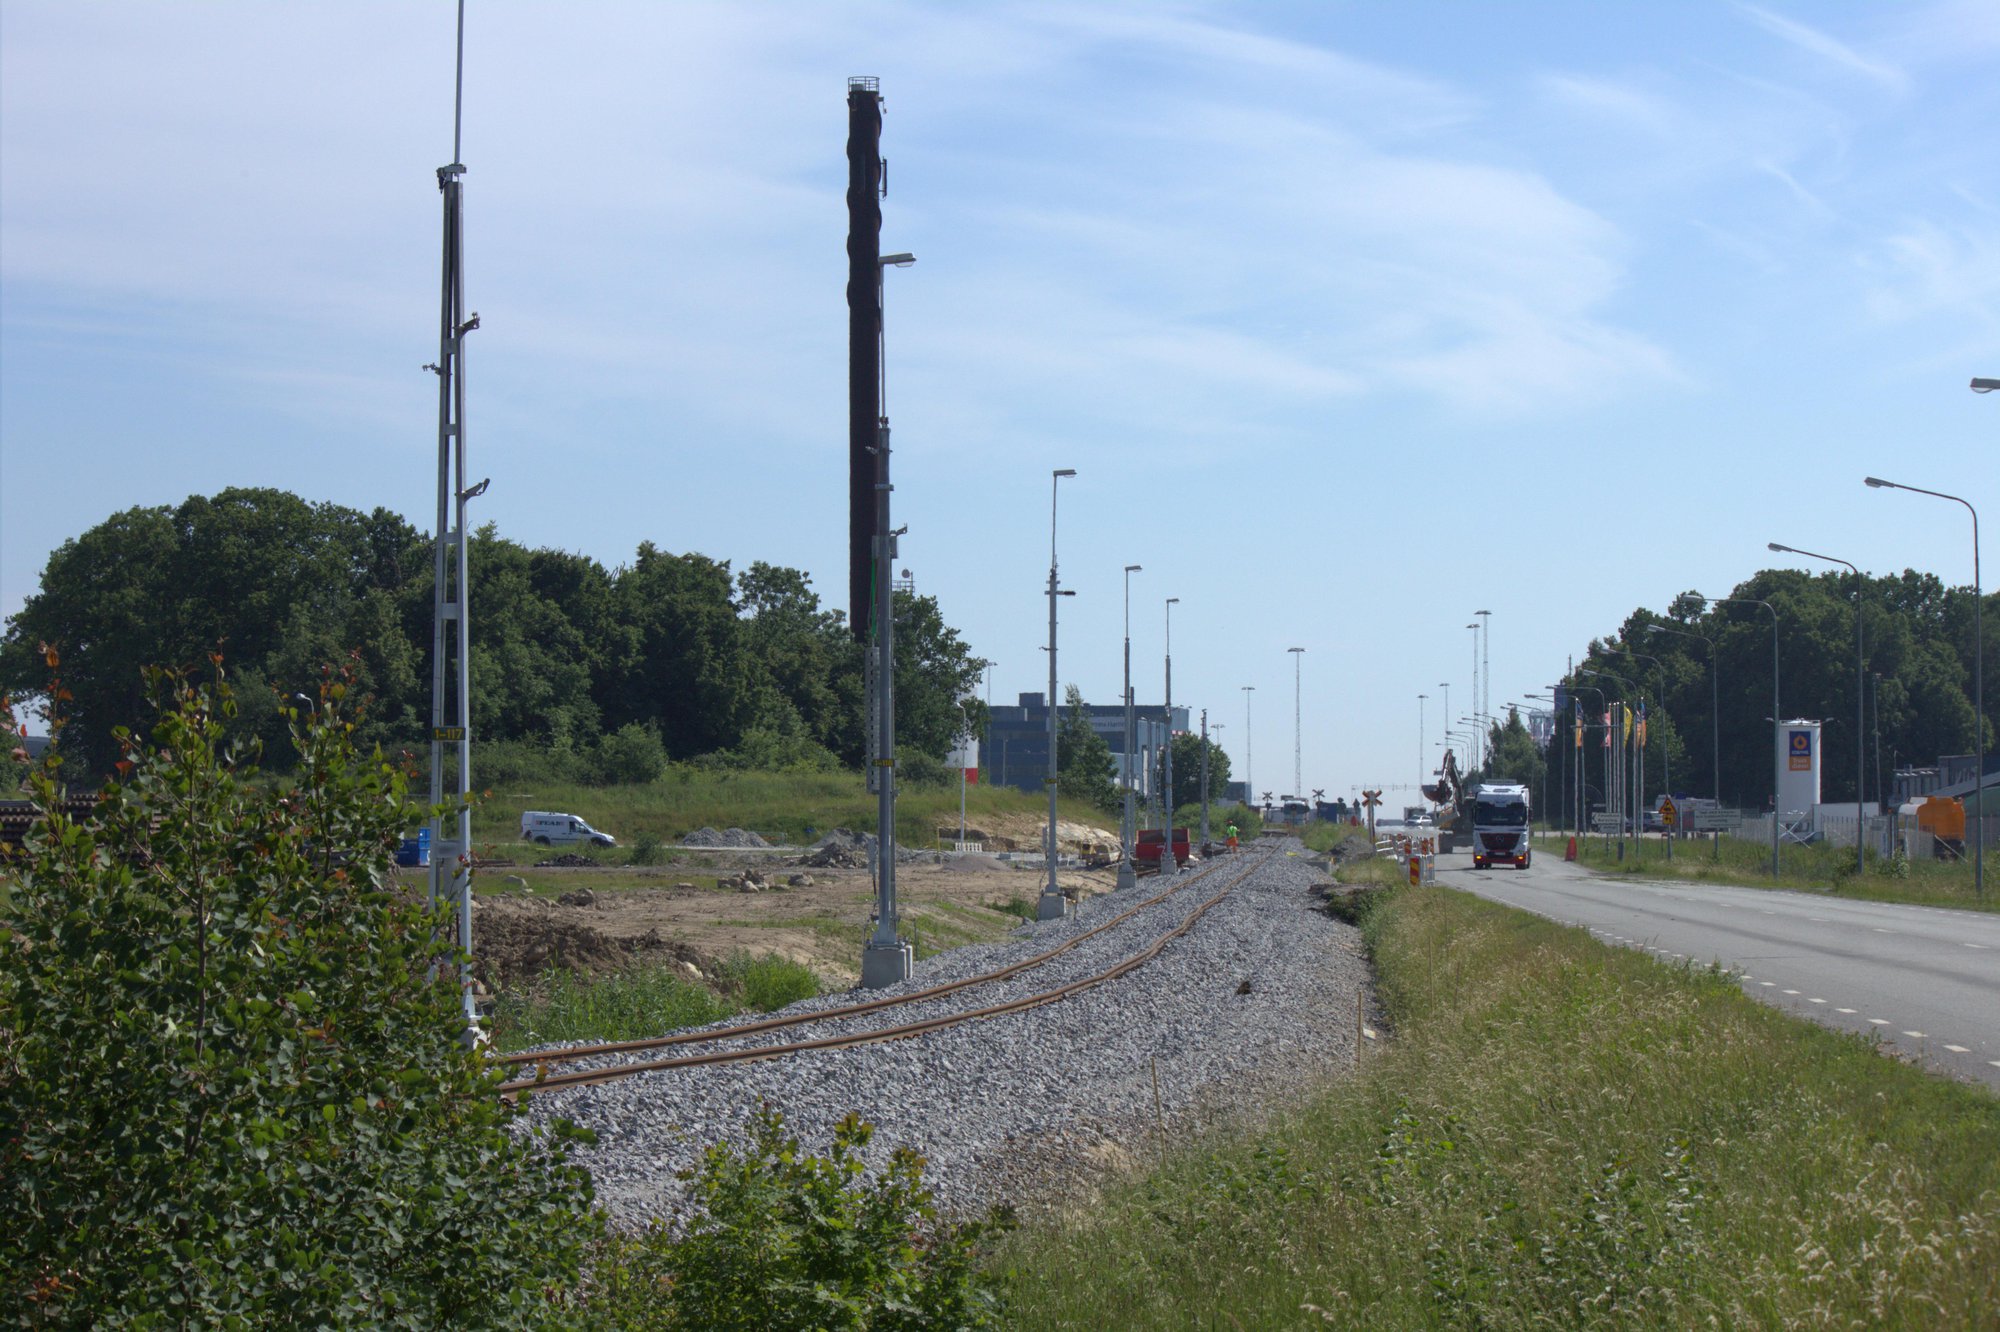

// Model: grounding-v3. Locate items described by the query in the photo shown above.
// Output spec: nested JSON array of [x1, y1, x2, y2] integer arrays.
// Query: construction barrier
[[1564, 837, 1577, 862]]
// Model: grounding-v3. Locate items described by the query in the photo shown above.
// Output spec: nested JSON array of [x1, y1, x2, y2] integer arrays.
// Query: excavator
[[1420, 749, 1469, 853]]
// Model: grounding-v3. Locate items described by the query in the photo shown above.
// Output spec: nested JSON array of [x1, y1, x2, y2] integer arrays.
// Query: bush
[[587, 1105, 1011, 1329], [489, 964, 732, 1052], [591, 722, 669, 786], [896, 751, 953, 791], [724, 952, 821, 1012], [629, 830, 666, 866], [0, 671, 600, 1327], [478, 736, 587, 788]]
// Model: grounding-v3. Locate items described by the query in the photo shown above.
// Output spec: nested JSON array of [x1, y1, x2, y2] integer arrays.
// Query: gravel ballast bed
[[517, 839, 1370, 1223]]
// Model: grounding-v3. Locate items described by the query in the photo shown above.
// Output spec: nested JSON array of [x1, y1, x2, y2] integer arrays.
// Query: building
[[985, 692, 1190, 800]]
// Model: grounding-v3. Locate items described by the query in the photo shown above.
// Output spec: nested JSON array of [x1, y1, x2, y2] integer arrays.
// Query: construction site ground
[[451, 810, 1127, 997]]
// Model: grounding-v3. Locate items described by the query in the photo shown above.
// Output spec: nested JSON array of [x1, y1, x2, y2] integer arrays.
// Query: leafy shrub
[[591, 722, 669, 786], [897, 751, 953, 791], [587, 1105, 1012, 1329], [489, 963, 732, 1052], [478, 736, 588, 788], [723, 952, 822, 1013], [0, 670, 600, 1327], [629, 830, 666, 866]]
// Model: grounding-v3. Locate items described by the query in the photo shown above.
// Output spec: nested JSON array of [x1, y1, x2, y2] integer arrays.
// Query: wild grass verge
[[994, 886, 2000, 1328], [1548, 829, 1995, 912], [488, 951, 822, 1051]]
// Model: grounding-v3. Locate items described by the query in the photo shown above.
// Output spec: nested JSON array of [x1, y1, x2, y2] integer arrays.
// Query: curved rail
[[499, 848, 1270, 1096]]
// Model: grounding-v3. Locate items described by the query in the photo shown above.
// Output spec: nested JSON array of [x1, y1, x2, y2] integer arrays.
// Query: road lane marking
[[1873, 928, 1895, 934], [1807, 998, 1826, 1005], [1869, 1019, 1890, 1025], [1967, 943, 1988, 950], [1760, 981, 1776, 988], [1836, 1007, 1856, 1014], [1903, 1031, 1927, 1039], [1945, 1045, 1970, 1054], [1782, 989, 1801, 995], [1809, 916, 1829, 922]]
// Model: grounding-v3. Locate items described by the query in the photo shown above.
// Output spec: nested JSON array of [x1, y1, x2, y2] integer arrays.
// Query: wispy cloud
[[1739, 5, 1908, 92]]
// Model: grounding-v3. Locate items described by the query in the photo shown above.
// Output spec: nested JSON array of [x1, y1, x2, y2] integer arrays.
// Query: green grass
[[995, 885, 2000, 1328], [1301, 820, 1374, 855], [466, 765, 1116, 859], [1545, 829, 1997, 912], [487, 950, 823, 1051]]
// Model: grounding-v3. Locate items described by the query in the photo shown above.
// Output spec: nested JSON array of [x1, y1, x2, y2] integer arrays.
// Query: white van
[[520, 811, 617, 848]]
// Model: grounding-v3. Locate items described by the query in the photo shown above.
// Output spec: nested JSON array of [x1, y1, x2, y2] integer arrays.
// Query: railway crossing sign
[[1361, 790, 1383, 808], [1660, 796, 1677, 828]]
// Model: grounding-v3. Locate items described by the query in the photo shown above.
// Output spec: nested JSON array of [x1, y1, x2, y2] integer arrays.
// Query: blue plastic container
[[395, 827, 432, 868]]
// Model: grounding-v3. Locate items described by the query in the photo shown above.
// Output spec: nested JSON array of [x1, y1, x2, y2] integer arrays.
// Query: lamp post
[[1769, 542, 1867, 875], [1865, 476, 1982, 900], [1038, 468, 1076, 921], [1569, 683, 1607, 837], [1701, 595, 1781, 878], [1647, 623, 1720, 806], [1418, 693, 1428, 792], [1163, 597, 1181, 876], [1289, 646, 1305, 798], [1118, 564, 1143, 890], [1475, 609, 1492, 751], [1241, 685, 1255, 820], [1465, 623, 1481, 768]]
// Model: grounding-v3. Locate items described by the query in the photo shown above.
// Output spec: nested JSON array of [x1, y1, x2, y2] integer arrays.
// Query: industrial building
[[984, 692, 1189, 800]]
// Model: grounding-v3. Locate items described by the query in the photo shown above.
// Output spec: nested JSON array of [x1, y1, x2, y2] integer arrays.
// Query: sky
[[3, 0, 1997, 803]]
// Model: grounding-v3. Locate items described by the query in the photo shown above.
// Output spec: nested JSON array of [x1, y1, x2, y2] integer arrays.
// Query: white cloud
[[1739, 5, 1908, 92]]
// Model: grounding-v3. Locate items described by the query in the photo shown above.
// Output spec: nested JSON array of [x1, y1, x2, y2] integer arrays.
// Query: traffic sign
[[1660, 796, 1677, 828]]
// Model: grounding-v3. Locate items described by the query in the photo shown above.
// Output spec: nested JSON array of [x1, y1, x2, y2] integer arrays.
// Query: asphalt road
[[1438, 847, 2000, 1092]]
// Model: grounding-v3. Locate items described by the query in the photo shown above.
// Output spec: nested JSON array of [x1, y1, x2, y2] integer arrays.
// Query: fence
[[1734, 811, 2000, 861]]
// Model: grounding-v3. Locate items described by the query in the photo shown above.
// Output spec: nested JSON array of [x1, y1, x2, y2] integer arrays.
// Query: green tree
[[603, 544, 750, 759], [0, 670, 597, 1327], [1153, 732, 1232, 814], [1057, 685, 1120, 814], [890, 591, 987, 762]]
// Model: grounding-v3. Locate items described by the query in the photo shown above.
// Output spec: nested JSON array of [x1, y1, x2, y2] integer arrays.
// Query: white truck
[[519, 810, 617, 848], [1470, 782, 1531, 870]]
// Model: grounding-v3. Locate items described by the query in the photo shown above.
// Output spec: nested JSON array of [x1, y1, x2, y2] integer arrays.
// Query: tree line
[[0, 487, 988, 781], [1474, 568, 1995, 811]]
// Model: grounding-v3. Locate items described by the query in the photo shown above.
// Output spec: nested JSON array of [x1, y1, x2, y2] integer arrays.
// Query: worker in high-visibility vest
[[1225, 821, 1239, 853]]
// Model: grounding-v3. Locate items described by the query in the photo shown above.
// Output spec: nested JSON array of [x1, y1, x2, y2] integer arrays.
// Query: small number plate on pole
[[433, 726, 465, 742]]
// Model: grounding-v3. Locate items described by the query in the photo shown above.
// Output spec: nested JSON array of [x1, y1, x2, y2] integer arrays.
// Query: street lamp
[[1647, 623, 1720, 806], [1700, 595, 1781, 878], [1769, 542, 1867, 875], [1866, 475, 1983, 900], [1163, 597, 1181, 876], [1289, 647, 1306, 798], [1038, 468, 1076, 921], [1418, 694, 1427, 792], [1475, 609, 1492, 747], [1465, 623, 1481, 767], [1241, 686, 1255, 820], [1118, 564, 1143, 890]]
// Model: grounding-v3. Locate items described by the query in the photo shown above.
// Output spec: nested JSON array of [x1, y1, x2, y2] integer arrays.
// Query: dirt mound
[[681, 826, 772, 848], [534, 852, 598, 868], [804, 828, 871, 868], [473, 909, 718, 991]]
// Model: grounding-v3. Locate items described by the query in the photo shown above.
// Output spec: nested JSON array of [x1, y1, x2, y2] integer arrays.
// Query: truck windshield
[[1473, 801, 1527, 827]]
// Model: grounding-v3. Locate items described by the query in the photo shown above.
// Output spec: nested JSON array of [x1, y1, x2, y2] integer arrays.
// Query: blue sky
[[3, 1, 1997, 800]]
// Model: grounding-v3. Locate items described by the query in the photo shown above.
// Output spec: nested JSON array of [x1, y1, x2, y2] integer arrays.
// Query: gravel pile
[[518, 840, 1370, 1225], [680, 826, 772, 848]]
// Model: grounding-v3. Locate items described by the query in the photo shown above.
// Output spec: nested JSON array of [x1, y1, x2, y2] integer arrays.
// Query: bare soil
[[462, 844, 1122, 995]]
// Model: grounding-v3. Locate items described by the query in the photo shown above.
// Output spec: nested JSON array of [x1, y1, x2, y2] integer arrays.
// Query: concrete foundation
[[1035, 889, 1067, 921], [1114, 859, 1136, 891], [859, 938, 913, 989]]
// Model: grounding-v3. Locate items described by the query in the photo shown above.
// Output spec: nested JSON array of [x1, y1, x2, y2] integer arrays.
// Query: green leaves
[[0, 670, 598, 1327]]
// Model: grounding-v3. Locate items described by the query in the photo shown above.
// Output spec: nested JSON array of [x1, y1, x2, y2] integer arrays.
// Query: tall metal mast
[[428, 0, 481, 1038]]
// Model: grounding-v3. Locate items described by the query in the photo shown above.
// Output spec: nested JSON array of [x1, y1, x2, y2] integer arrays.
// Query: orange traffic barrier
[[1564, 837, 1577, 862], [1408, 855, 1421, 886]]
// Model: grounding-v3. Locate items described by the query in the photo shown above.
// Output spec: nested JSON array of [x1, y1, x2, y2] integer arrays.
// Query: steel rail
[[494, 847, 1260, 1071], [498, 849, 1272, 1097]]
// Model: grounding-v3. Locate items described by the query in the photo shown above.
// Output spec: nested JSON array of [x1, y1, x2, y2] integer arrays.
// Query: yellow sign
[[1660, 797, 1677, 827], [433, 726, 465, 742]]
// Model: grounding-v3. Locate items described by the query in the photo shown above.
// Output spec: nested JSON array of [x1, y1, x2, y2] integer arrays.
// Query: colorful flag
[[1637, 701, 1647, 747]]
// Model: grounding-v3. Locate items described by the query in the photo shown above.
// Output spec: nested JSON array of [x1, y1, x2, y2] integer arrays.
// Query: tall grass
[[469, 765, 1113, 854], [487, 951, 822, 1051], [996, 887, 2000, 1328], [1550, 829, 1995, 911]]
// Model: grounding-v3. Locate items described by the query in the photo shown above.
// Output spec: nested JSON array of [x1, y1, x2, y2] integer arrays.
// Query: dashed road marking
[[1990, 1061, 2000, 1070], [1809, 916, 1829, 922], [1760, 981, 1776, 988], [1903, 1031, 1927, 1039], [1782, 989, 1801, 995], [1967, 943, 1989, 950], [1836, 1007, 1857, 1014], [1945, 1044, 1971, 1054], [1807, 998, 1827, 1005], [1873, 928, 1895, 935], [1869, 1019, 1890, 1026]]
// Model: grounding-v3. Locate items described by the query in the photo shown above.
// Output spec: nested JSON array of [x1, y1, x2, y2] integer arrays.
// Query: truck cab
[[1471, 783, 1531, 870]]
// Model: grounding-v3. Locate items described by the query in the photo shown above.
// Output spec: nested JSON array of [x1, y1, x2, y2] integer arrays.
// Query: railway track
[[496, 846, 1275, 1097]]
